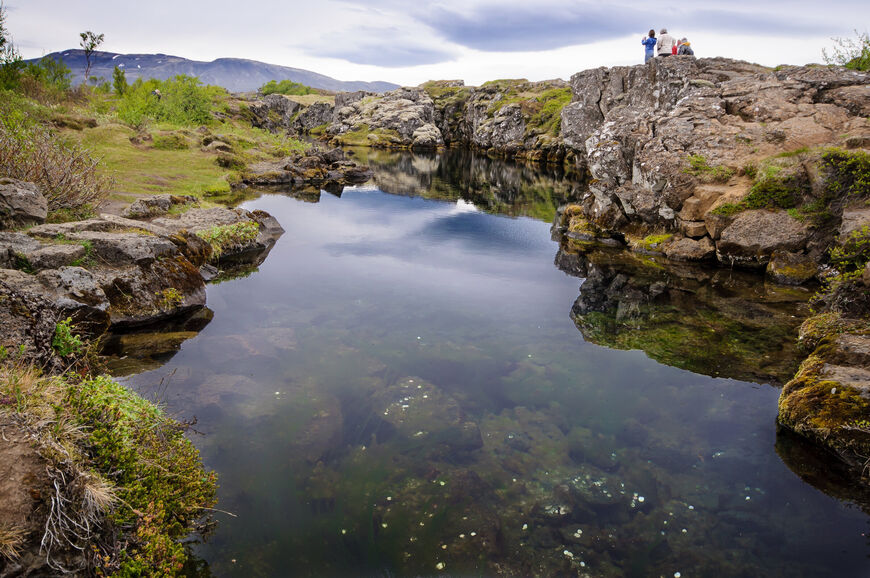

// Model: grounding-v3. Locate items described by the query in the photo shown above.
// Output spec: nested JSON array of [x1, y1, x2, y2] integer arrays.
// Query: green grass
[[72, 124, 233, 197], [683, 154, 735, 183]]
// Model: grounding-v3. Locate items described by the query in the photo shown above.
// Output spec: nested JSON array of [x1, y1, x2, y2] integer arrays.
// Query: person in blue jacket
[[642, 30, 657, 63]]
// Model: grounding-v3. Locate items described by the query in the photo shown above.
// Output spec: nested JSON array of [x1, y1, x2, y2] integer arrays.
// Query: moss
[[822, 147, 870, 197], [333, 124, 403, 148], [638, 233, 672, 251], [742, 177, 801, 210], [195, 220, 260, 260], [151, 132, 190, 151], [710, 202, 743, 217], [526, 88, 572, 138], [682, 154, 735, 183]]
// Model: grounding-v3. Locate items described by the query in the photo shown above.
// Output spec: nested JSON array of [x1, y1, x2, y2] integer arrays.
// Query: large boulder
[[0, 178, 47, 229], [249, 94, 303, 133], [779, 319, 870, 467], [716, 210, 811, 268]]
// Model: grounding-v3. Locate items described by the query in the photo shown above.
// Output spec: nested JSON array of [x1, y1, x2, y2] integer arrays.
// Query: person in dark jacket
[[677, 38, 695, 56], [641, 29, 657, 63]]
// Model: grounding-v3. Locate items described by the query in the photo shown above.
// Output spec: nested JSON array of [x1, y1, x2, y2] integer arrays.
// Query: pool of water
[[119, 151, 870, 577]]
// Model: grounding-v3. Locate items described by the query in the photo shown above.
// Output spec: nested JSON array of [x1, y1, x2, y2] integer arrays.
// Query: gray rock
[[716, 210, 811, 268], [0, 178, 47, 229], [26, 244, 87, 271], [27, 218, 117, 239], [0, 232, 44, 268], [64, 231, 178, 266], [664, 236, 716, 262], [249, 94, 303, 132], [838, 208, 870, 239], [292, 101, 335, 133]]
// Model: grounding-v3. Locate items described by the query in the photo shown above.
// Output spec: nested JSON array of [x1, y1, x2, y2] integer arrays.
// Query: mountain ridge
[[28, 49, 399, 93]]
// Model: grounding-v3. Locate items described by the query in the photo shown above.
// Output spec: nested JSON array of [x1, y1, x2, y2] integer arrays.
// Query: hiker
[[151, 88, 161, 101], [642, 29, 657, 63], [656, 28, 677, 57], [678, 38, 695, 56]]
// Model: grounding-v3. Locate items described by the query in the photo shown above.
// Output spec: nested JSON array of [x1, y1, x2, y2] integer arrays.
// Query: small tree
[[79, 30, 104, 79], [112, 65, 127, 95], [823, 30, 870, 71], [0, 1, 23, 89]]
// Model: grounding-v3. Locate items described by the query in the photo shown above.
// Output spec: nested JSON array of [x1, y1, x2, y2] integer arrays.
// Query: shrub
[[52, 317, 83, 357], [260, 79, 316, 96], [823, 30, 870, 71], [152, 132, 190, 150], [0, 105, 112, 213], [117, 75, 225, 128]]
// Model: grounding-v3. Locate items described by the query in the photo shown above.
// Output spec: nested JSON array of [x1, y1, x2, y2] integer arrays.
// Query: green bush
[[823, 30, 870, 71], [260, 79, 316, 96], [117, 75, 225, 127], [152, 132, 190, 150], [52, 317, 84, 357]]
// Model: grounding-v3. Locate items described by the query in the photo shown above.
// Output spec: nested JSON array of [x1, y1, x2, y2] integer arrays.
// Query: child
[[642, 30, 657, 63]]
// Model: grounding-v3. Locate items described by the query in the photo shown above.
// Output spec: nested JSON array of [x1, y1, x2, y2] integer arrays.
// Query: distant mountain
[[28, 50, 399, 93]]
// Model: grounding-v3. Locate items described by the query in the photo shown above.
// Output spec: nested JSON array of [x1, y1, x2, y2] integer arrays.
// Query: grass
[[195, 221, 260, 260], [0, 360, 216, 575], [70, 123, 236, 197], [682, 154, 735, 183]]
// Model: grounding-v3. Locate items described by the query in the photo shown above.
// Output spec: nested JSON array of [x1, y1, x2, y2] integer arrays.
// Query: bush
[[823, 30, 870, 71], [822, 148, 870, 197], [0, 102, 112, 213], [260, 79, 316, 96], [117, 75, 225, 128]]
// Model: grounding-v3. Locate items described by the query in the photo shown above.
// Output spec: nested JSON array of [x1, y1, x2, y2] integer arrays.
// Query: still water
[[120, 150, 870, 577]]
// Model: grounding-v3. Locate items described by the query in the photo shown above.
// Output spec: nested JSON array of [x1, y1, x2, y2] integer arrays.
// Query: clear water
[[119, 151, 870, 577]]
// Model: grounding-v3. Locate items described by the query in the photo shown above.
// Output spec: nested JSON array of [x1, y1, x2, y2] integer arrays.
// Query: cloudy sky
[[6, 0, 868, 86]]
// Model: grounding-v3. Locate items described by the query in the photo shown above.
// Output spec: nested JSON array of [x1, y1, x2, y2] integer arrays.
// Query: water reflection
[[110, 150, 870, 577], [555, 245, 813, 385], [348, 146, 585, 222]]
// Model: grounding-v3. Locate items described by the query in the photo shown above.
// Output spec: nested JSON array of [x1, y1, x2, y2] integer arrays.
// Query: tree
[[79, 30, 104, 79], [112, 65, 127, 95], [822, 30, 870, 71], [0, 0, 23, 89]]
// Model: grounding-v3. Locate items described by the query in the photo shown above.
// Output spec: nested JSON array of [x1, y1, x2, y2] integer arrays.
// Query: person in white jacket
[[656, 28, 677, 57]]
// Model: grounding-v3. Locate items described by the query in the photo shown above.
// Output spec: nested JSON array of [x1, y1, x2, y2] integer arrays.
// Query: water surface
[[120, 150, 870, 577]]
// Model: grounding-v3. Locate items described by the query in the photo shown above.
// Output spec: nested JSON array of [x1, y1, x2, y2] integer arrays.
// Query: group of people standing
[[641, 28, 693, 63]]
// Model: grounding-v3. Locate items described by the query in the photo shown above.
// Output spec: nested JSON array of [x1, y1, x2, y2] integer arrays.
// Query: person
[[656, 28, 677, 57], [641, 29, 657, 63], [677, 38, 695, 56]]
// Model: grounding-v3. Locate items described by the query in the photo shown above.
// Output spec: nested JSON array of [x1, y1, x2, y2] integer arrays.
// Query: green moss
[[195, 220, 260, 260], [710, 203, 743, 217], [151, 132, 190, 150], [638, 233, 672, 251], [682, 154, 735, 183], [526, 88, 572, 137], [743, 177, 800, 210], [822, 147, 870, 197]]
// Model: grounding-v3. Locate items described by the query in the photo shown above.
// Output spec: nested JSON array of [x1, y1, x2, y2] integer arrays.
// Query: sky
[[5, 0, 869, 86]]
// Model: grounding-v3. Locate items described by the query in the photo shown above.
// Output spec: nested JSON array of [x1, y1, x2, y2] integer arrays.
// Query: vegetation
[[682, 154, 735, 183], [0, 361, 216, 575], [527, 88, 572, 137], [821, 147, 870, 197], [822, 29, 870, 71], [79, 30, 104, 80], [52, 317, 84, 358], [116, 75, 223, 128], [195, 220, 260, 259], [0, 99, 112, 217], [259, 79, 316, 96]]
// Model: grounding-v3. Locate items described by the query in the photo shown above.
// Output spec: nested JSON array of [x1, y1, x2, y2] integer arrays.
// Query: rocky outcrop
[[0, 188, 285, 364], [0, 178, 47, 229], [778, 315, 870, 467], [249, 94, 303, 133], [329, 87, 443, 149], [242, 146, 373, 191]]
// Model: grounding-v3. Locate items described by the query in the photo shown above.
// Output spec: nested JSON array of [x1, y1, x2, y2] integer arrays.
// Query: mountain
[[28, 50, 399, 93]]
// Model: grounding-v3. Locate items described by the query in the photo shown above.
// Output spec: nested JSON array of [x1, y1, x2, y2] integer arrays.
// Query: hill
[[29, 49, 399, 93]]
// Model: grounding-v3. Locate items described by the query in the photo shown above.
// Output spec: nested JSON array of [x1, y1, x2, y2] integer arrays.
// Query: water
[[118, 150, 870, 577]]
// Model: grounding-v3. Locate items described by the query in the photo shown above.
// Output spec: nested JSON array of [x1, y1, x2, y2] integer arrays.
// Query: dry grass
[[0, 525, 28, 560]]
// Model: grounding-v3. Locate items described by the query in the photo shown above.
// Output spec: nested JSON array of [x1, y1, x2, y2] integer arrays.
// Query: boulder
[[663, 236, 716, 262], [766, 251, 818, 285], [64, 231, 177, 266], [0, 178, 47, 229], [716, 210, 811, 268], [778, 324, 870, 467], [122, 194, 197, 219], [26, 244, 87, 271]]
